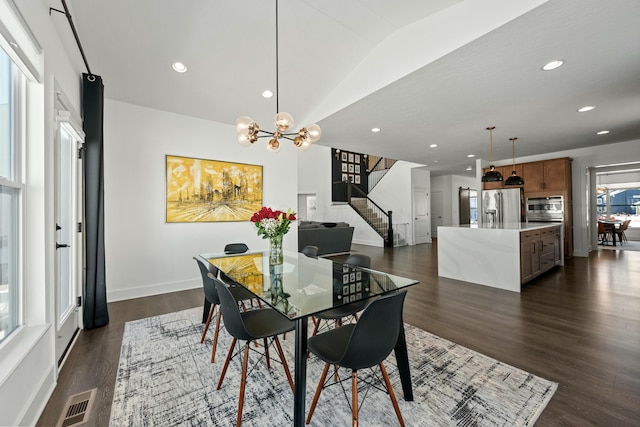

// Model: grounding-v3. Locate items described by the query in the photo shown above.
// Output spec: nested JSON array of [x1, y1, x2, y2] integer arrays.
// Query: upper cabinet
[[483, 158, 572, 196]]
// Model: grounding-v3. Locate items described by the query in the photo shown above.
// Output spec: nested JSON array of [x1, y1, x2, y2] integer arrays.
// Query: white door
[[413, 187, 430, 244], [54, 118, 83, 366]]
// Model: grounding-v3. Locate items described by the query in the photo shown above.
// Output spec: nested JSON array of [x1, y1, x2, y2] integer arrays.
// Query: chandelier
[[235, 0, 321, 152]]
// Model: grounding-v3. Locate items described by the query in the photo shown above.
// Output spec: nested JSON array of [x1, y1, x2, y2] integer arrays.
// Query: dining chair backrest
[[338, 290, 407, 371], [214, 278, 254, 341], [194, 257, 220, 305], [597, 222, 606, 234], [224, 243, 249, 254], [344, 253, 371, 269], [620, 220, 631, 231]]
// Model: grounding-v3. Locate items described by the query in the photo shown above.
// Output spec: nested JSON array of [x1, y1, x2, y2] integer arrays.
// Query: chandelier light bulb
[[236, 116, 255, 134], [306, 124, 322, 143], [237, 133, 253, 147], [267, 138, 280, 152], [274, 112, 294, 132]]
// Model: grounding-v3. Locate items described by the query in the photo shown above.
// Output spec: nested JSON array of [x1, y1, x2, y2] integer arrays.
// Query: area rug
[[110, 308, 557, 426]]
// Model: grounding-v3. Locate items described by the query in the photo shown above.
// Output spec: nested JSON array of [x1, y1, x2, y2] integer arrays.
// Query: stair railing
[[346, 183, 393, 247], [366, 155, 396, 192]]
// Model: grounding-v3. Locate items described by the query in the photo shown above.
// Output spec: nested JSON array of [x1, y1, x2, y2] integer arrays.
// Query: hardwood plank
[[36, 244, 640, 426]]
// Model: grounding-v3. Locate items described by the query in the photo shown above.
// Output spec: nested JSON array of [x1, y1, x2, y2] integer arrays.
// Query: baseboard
[[107, 279, 201, 302]]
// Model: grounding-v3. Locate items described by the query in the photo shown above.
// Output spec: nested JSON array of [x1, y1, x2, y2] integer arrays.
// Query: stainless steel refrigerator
[[481, 188, 524, 226]]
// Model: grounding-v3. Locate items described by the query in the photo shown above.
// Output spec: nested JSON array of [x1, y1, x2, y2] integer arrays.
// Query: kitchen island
[[437, 223, 563, 292]]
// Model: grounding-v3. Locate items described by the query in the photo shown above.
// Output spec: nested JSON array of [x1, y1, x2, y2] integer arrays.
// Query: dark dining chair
[[597, 222, 609, 245], [193, 257, 255, 363], [310, 254, 371, 336], [214, 278, 295, 427], [306, 290, 407, 427], [616, 219, 631, 244], [224, 242, 249, 254], [301, 245, 319, 258]]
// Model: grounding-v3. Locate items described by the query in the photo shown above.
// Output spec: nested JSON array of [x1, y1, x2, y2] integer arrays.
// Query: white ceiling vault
[[46, 0, 640, 176]]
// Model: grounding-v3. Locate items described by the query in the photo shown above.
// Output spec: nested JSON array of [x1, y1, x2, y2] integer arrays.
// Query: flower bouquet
[[250, 206, 296, 265]]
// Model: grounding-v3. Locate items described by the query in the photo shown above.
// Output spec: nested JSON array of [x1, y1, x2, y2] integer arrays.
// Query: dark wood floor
[[37, 242, 640, 426]]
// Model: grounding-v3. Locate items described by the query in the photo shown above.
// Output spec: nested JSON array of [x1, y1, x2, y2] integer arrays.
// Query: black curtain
[[82, 73, 109, 329]]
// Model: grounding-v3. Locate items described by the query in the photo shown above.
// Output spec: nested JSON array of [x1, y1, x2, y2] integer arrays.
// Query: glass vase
[[269, 234, 284, 266]]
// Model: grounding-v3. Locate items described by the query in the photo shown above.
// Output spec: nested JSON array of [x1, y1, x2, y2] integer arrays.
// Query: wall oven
[[526, 196, 564, 222]]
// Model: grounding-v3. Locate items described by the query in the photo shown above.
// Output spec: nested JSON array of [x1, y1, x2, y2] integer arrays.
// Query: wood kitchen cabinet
[[523, 158, 571, 193], [520, 226, 561, 284]]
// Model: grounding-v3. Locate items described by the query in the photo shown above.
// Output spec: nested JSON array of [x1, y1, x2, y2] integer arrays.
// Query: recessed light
[[541, 60, 565, 71], [467, 154, 475, 158], [262, 90, 273, 98], [172, 62, 187, 73], [433, 160, 439, 163], [429, 144, 438, 148], [597, 130, 610, 135], [466, 166, 473, 171], [371, 128, 381, 133], [577, 106, 595, 112]]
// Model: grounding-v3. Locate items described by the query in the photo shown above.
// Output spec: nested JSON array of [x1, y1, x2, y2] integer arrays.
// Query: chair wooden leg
[[217, 338, 237, 390], [380, 362, 405, 427], [306, 363, 330, 425], [352, 371, 358, 427], [273, 336, 294, 392], [201, 304, 215, 343], [311, 316, 321, 336], [211, 309, 222, 363], [236, 343, 250, 427], [264, 338, 271, 369]]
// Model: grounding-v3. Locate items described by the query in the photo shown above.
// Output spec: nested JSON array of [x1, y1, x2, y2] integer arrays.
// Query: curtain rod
[[50, 0, 93, 78]]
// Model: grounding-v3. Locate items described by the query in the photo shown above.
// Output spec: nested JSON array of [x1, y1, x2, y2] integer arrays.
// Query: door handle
[[56, 243, 70, 249]]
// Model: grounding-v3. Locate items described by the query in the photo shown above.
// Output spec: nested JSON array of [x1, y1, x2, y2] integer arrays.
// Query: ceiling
[[47, 0, 640, 177]]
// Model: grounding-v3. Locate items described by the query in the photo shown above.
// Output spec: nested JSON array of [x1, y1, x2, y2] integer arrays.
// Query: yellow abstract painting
[[166, 155, 263, 222]]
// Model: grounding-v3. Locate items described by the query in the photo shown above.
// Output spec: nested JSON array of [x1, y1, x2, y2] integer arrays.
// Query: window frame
[[0, 46, 25, 346]]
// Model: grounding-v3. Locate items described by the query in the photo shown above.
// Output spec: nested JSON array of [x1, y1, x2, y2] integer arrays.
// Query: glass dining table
[[200, 250, 419, 427]]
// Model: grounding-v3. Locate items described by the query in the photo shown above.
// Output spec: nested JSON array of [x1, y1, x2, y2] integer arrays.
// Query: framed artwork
[[342, 173, 348, 182], [341, 152, 348, 162], [355, 164, 360, 174], [355, 175, 361, 184], [165, 154, 262, 222], [355, 154, 360, 163], [348, 164, 354, 173], [349, 174, 354, 182], [341, 163, 348, 172], [348, 153, 354, 163]]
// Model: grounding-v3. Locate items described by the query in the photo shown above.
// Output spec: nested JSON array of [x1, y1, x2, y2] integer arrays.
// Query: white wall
[[103, 100, 299, 301], [430, 175, 477, 227]]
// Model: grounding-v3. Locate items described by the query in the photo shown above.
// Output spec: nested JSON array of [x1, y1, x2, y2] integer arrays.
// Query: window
[[0, 46, 24, 343]]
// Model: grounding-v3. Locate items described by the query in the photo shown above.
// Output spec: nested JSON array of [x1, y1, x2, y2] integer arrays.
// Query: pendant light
[[481, 126, 503, 182], [505, 137, 524, 186]]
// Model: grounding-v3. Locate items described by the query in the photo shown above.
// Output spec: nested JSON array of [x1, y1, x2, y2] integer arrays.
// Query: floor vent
[[56, 388, 96, 427]]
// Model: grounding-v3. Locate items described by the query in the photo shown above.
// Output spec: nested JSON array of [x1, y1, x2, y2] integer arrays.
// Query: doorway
[[54, 90, 85, 366]]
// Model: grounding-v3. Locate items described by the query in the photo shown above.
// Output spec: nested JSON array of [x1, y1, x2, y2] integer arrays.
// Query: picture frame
[[342, 162, 348, 172], [165, 154, 262, 222], [355, 164, 360, 174], [348, 164, 354, 173], [341, 152, 348, 162], [349, 174, 354, 182], [348, 153, 354, 163], [355, 175, 361, 184], [355, 154, 360, 163], [341, 173, 348, 182]]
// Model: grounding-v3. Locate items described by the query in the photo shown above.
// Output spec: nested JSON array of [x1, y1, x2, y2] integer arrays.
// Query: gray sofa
[[298, 221, 354, 256]]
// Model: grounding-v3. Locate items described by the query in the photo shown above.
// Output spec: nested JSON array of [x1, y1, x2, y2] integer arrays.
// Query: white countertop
[[440, 222, 561, 231]]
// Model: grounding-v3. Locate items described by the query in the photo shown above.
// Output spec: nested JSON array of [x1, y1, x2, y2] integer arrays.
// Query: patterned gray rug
[[110, 307, 557, 426]]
